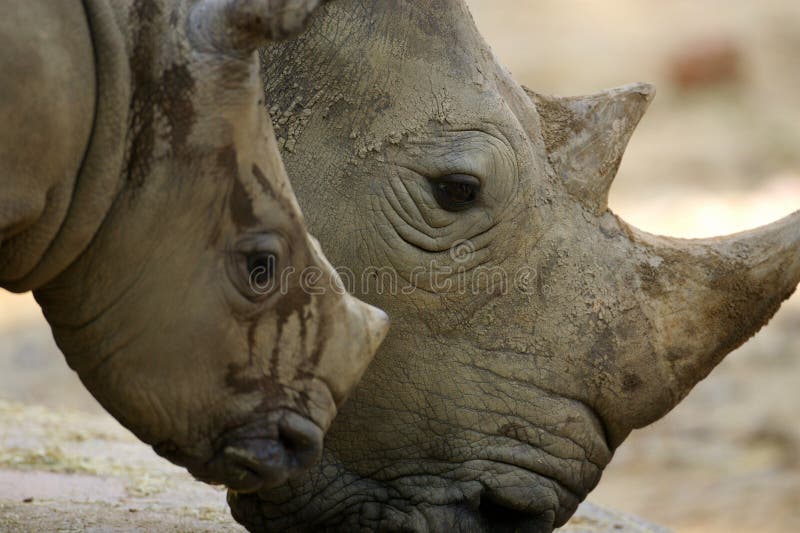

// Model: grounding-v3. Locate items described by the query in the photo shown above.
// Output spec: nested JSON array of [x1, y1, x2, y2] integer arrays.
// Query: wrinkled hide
[[0, 0, 387, 492], [227, 1, 800, 531]]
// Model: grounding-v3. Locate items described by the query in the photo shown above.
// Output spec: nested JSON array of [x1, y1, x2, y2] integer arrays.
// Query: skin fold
[[0, 0, 387, 493], [227, 1, 800, 531]]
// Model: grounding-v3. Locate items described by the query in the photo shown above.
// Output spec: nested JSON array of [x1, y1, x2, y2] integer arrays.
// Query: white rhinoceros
[[0, 0, 388, 493], [227, 0, 800, 531]]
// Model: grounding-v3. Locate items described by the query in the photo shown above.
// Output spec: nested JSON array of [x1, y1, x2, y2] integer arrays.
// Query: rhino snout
[[157, 410, 323, 493], [220, 412, 323, 493]]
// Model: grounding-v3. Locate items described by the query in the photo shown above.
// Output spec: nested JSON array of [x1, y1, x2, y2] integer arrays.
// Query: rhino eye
[[430, 174, 481, 212], [229, 234, 286, 303], [246, 252, 277, 292]]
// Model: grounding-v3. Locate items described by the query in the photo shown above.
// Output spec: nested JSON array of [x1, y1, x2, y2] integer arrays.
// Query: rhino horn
[[189, 0, 321, 55], [617, 210, 800, 430], [526, 83, 655, 214]]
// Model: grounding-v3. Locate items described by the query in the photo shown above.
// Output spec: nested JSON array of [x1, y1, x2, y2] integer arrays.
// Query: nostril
[[278, 412, 323, 470]]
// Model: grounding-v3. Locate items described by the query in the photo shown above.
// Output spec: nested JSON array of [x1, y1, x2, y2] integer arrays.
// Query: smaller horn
[[189, 0, 322, 55], [526, 83, 655, 214]]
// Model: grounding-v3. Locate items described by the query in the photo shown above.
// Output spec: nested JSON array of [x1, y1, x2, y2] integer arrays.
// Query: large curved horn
[[531, 84, 800, 440], [629, 211, 800, 406], [189, 0, 321, 55], [596, 209, 800, 445]]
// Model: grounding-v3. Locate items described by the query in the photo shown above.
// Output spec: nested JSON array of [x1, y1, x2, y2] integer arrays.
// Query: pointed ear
[[525, 83, 655, 214]]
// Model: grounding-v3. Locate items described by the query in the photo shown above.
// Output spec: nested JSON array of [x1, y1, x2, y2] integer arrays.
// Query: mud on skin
[[0, 0, 387, 492]]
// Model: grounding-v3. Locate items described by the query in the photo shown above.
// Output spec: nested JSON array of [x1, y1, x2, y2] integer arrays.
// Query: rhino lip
[[479, 448, 589, 503], [476, 489, 550, 532], [163, 435, 309, 493], [154, 411, 324, 492], [152, 441, 272, 492], [195, 450, 281, 493], [217, 442, 294, 493], [457, 456, 588, 531]]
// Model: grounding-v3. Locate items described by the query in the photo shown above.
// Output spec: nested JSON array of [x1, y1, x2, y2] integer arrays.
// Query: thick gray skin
[[0, 0, 388, 493], [228, 1, 800, 531]]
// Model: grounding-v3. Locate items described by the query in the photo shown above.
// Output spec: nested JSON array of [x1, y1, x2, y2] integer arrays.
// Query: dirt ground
[[0, 400, 241, 532], [0, 398, 665, 532], [1, 1, 799, 531]]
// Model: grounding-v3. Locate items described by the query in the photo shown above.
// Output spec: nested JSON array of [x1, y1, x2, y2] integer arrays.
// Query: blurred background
[[1, 1, 799, 531]]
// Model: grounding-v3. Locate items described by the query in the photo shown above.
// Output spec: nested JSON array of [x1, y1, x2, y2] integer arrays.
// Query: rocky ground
[[2, 1, 799, 531]]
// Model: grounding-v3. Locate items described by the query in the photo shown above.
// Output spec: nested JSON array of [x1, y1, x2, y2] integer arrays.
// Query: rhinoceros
[[226, 0, 800, 531], [0, 0, 388, 492]]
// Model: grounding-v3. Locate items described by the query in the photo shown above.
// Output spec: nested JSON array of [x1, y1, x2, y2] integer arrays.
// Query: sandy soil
[[1, 1, 799, 531], [0, 400, 240, 532]]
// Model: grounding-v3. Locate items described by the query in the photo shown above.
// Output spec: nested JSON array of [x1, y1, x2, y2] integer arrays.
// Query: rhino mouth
[[155, 409, 323, 493], [233, 454, 592, 532], [231, 398, 610, 530], [475, 489, 556, 533], [465, 459, 586, 532]]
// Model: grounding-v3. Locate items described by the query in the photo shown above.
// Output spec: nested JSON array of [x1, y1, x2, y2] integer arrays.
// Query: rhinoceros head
[[227, 0, 800, 530], [2, 0, 387, 492]]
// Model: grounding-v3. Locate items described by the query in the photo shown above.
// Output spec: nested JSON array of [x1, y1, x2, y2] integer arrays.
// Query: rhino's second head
[[228, 1, 800, 530], [0, 0, 387, 492]]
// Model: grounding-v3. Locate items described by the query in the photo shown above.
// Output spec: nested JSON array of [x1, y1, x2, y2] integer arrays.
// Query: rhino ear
[[189, 0, 321, 55], [525, 83, 655, 214]]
